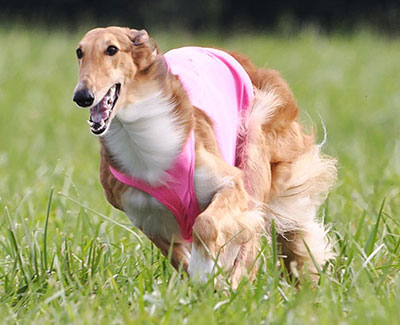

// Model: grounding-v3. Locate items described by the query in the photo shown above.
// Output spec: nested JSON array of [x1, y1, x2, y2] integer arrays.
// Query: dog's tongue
[[90, 102, 107, 123]]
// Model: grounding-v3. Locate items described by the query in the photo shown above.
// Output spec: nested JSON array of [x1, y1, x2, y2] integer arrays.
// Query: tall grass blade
[[8, 228, 29, 286], [43, 187, 54, 272], [364, 198, 385, 256], [271, 219, 278, 268], [354, 209, 367, 242]]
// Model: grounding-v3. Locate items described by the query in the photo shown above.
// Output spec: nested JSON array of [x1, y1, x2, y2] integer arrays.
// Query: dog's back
[[164, 47, 253, 165]]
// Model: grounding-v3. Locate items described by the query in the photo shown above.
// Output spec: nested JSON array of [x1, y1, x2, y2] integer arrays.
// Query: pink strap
[[109, 132, 201, 242]]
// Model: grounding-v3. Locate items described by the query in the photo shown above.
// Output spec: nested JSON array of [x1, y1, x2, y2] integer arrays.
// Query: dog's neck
[[101, 67, 193, 185]]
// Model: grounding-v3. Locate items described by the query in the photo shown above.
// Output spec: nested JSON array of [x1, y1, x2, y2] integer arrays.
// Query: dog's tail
[[236, 88, 282, 200]]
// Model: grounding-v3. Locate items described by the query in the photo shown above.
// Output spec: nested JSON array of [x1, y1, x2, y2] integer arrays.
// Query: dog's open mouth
[[88, 83, 121, 135]]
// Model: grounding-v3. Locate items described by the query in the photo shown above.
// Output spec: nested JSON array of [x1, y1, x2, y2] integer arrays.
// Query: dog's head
[[73, 26, 160, 136]]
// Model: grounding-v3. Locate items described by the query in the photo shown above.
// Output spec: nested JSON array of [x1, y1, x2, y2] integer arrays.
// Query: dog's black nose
[[73, 88, 94, 107]]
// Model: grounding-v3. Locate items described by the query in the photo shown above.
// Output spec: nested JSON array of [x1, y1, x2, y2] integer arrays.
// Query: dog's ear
[[131, 29, 149, 46], [126, 28, 160, 70]]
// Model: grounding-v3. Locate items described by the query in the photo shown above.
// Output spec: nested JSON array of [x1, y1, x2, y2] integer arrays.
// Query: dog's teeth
[[100, 119, 105, 126], [87, 120, 94, 126]]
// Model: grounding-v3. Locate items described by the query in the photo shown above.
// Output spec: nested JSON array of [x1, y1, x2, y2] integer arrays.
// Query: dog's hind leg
[[267, 148, 337, 280], [239, 86, 336, 280], [278, 223, 331, 281]]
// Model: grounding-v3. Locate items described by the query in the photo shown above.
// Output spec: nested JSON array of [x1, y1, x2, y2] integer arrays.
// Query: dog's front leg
[[151, 237, 191, 272], [188, 173, 262, 286]]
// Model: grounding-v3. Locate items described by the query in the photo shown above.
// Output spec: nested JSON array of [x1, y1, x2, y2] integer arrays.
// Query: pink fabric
[[110, 131, 199, 241], [110, 47, 254, 242]]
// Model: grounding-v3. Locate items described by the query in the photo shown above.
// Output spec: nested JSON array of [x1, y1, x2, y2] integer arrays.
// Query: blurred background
[[2, 0, 400, 33]]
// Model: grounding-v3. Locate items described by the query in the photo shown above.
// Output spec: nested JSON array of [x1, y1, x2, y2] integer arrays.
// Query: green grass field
[[0, 28, 399, 324]]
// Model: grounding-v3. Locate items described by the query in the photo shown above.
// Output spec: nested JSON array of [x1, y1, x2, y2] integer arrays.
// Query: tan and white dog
[[73, 26, 337, 287]]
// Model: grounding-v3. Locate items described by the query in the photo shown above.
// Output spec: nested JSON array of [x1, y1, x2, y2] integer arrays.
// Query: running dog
[[73, 26, 337, 287]]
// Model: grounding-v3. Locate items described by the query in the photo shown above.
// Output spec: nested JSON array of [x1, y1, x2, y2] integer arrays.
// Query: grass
[[0, 27, 399, 324]]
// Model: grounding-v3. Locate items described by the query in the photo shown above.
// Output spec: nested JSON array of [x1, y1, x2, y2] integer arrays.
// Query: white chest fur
[[103, 91, 226, 242], [102, 91, 188, 241], [103, 92, 184, 185]]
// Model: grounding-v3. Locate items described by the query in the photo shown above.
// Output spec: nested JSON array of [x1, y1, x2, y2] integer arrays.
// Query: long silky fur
[[238, 88, 337, 266]]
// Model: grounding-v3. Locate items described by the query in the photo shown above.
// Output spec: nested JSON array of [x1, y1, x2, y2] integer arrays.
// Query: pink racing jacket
[[110, 47, 254, 241]]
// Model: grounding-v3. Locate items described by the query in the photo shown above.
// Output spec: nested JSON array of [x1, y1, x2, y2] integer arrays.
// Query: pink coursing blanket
[[110, 47, 254, 242]]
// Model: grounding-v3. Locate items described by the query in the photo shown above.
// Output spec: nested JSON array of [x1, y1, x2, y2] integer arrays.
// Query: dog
[[73, 26, 337, 287]]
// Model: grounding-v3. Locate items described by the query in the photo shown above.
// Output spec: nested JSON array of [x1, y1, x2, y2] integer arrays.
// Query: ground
[[0, 28, 399, 324]]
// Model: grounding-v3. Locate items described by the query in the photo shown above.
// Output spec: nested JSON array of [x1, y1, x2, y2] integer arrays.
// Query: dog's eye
[[105, 45, 118, 56], [76, 48, 83, 59]]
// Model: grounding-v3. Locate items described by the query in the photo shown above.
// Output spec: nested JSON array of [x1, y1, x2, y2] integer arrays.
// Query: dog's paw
[[188, 244, 215, 283]]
